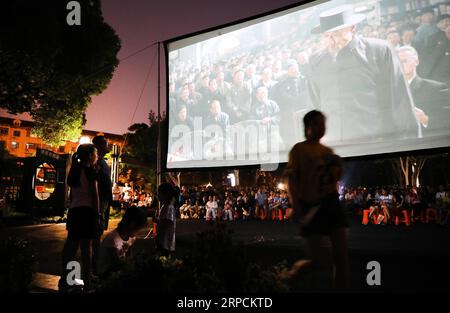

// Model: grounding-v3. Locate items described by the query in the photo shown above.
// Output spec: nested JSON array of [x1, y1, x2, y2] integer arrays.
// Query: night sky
[[84, 0, 304, 135]]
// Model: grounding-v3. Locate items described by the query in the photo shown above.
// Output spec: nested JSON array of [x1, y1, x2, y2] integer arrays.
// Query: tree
[[0, 0, 121, 146], [31, 100, 86, 146], [410, 156, 427, 187], [399, 156, 428, 187], [122, 111, 165, 167], [399, 157, 410, 186], [120, 111, 167, 190]]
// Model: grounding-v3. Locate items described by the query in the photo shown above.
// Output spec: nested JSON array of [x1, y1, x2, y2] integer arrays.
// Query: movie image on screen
[[166, 0, 450, 169]]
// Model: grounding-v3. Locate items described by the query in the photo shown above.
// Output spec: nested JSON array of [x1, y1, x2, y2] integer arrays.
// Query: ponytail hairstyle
[[67, 143, 98, 187]]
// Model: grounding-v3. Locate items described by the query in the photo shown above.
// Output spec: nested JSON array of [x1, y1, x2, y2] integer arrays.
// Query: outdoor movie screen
[[166, 0, 450, 169]]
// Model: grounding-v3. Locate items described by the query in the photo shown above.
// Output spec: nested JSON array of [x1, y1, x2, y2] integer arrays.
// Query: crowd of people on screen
[[168, 6, 450, 149]]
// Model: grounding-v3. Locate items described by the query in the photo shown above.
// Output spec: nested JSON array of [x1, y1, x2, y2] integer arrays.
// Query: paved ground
[[4, 217, 450, 292]]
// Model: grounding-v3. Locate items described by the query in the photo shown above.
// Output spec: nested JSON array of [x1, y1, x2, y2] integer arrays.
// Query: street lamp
[[79, 136, 91, 144], [227, 173, 236, 187]]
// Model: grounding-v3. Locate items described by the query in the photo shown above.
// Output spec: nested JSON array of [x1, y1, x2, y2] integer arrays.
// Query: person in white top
[[97, 206, 147, 279], [122, 183, 132, 203], [223, 196, 234, 221], [436, 185, 447, 201], [145, 193, 152, 207], [59, 143, 99, 291], [111, 182, 122, 211], [154, 183, 178, 256], [112, 182, 121, 201], [205, 195, 218, 221]]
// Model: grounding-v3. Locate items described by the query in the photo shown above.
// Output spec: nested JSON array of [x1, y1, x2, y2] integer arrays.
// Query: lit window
[[11, 141, 19, 149], [26, 143, 36, 150]]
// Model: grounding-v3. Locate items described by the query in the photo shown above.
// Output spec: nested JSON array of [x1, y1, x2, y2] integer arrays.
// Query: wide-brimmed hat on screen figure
[[312, 5, 366, 34]]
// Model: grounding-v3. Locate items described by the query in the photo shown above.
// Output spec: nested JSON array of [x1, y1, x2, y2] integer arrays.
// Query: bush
[[0, 237, 38, 293], [98, 222, 290, 293], [98, 254, 197, 293]]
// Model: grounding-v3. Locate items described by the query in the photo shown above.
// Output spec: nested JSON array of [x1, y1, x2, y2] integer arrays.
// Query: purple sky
[[84, 0, 303, 134]]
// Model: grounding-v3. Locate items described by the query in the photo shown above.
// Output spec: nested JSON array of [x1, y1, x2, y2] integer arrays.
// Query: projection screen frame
[[162, 0, 450, 173]]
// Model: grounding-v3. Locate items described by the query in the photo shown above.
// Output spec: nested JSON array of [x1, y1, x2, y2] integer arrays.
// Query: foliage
[[0, 0, 121, 146], [98, 223, 290, 293], [188, 222, 290, 293], [31, 101, 86, 147], [122, 110, 165, 168], [98, 253, 194, 293], [118, 165, 157, 192], [399, 156, 428, 187], [0, 237, 38, 293], [119, 111, 166, 191]]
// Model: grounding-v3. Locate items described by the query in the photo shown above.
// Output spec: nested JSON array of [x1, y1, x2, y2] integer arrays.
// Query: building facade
[[0, 117, 124, 158]]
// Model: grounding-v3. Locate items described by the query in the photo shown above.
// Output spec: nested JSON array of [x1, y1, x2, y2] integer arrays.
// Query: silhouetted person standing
[[59, 144, 99, 291], [154, 183, 178, 256], [92, 135, 112, 274], [286, 110, 349, 290]]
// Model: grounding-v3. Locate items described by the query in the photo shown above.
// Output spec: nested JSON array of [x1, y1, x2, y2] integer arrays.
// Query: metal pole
[[110, 144, 119, 184], [157, 42, 161, 188]]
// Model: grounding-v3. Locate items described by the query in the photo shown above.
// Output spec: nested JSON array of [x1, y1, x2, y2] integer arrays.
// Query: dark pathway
[[5, 217, 450, 292]]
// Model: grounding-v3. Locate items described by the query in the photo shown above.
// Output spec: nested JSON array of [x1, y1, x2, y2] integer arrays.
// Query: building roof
[[0, 108, 33, 121], [82, 129, 125, 142], [0, 116, 34, 128], [0, 115, 124, 142]]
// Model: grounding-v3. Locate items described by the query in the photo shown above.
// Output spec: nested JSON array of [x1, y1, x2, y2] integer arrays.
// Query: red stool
[[375, 214, 385, 225], [376, 212, 389, 225], [285, 208, 293, 220], [362, 209, 371, 225], [395, 210, 411, 226], [260, 208, 266, 221], [409, 209, 415, 224], [278, 209, 283, 221], [425, 208, 438, 223], [372, 214, 379, 224]]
